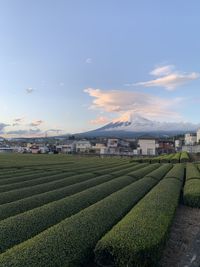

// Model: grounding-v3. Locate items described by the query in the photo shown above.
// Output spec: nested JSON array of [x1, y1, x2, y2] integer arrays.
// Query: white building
[[138, 137, 158, 156], [197, 129, 200, 144], [75, 140, 91, 153], [182, 145, 200, 154], [56, 141, 76, 154], [185, 133, 197, 146]]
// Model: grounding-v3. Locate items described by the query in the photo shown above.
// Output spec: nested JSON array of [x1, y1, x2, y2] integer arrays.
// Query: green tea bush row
[[0, 164, 168, 253], [0, 164, 168, 267], [95, 165, 184, 267], [0, 162, 132, 202], [0, 173, 101, 204], [0, 171, 73, 191], [0, 163, 147, 220], [183, 163, 200, 207], [0, 162, 132, 193], [160, 154, 175, 163], [170, 152, 181, 163], [180, 151, 190, 163]]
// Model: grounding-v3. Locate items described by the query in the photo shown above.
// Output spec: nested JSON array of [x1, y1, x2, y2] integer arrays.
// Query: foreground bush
[[180, 151, 190, 163], [0, 164, 168, 266], [0, 162, 134, 193], [183, 163, 200, 207], [0, 163, 147, 220], [160, 154, 174, 163], [170, 152, 181, 163], [0, 164, 169, 253], [95, 164, 184, 267]]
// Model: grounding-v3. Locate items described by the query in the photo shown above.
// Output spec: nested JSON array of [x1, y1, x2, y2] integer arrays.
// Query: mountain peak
[[94, 114, 200, 133]]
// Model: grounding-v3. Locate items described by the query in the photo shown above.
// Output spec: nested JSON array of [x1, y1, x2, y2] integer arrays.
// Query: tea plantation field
[[0, 154, 199, 267]]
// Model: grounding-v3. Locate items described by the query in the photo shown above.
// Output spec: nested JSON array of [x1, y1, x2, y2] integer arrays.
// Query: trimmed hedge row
[[0, 160, 128, 181], [0, 162, 134, 204], [0, 163, 147, 220], [0, 162, 133, 193], [180, 151, 190, 163], [160, 154, 175, 163], [183, 163, 200, 207], [170, 152, 181, 163], [0, 164, 168, 253], [164, 163, 185, 181], [0, 172, 99, 205], [0, 169, 41, 181], [131, 152, 189, 164], [95, 164, 184, 267], [0, 164, 168, 267], [185, 163, 200, 181], [0, 171, 75, 192]]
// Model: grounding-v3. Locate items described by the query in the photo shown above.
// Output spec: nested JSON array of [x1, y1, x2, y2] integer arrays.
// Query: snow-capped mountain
[[77, 114, 200, 138], [96, 114, 200, 132]]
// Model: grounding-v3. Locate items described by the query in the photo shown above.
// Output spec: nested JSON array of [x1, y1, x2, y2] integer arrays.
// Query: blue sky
[[1, 0, 200, 137]]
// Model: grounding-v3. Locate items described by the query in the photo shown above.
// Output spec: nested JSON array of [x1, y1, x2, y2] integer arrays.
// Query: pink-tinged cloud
[[84, 88, 183, 121], [90, 116, 110, 125]]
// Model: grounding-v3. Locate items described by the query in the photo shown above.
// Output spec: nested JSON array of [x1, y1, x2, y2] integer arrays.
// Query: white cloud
[[29, 120, 44, 127], [90, 116, 109, 125], [126, 65, 200, 90], [26, 88, 34, 94], [84, 88, 183, 121], [150, 65, 175, 76], [85, 58, 92, 64], [135, 72, 200, 91]]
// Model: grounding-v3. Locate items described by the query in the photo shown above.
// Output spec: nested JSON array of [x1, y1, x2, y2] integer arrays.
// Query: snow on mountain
[[95, 114, 200, 132]]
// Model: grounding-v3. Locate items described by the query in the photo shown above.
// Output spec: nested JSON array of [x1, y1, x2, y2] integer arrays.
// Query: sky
[[1, 0, 200, 137]]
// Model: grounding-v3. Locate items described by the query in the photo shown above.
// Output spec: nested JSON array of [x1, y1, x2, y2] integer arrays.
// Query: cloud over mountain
[[84, 88, 182, 121]]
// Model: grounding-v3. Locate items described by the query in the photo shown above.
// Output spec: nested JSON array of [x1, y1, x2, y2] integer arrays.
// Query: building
[[56, 141, 76, 154], [106, 138, 131, 154], [175, 140, 182, 151], [138, 136, 158, 156], [185, 133, 197, 146], [91, 143, 107, 154], [197, 129, 200, 144], [182, 145, 200, 154], [75, 140, 91, 153], [29, 145, 40, 154], [157, 140, 175, 154]]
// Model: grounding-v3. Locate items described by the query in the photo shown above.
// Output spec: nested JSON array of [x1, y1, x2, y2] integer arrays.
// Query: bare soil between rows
[[160, 205, 200, 267]]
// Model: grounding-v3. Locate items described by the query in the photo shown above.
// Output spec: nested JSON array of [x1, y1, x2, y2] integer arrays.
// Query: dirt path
[[160, 205, 200, 267]]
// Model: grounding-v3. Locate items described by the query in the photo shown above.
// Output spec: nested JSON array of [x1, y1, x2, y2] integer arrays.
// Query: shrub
[[0, 163, 147, 220], [170, 152, 181, 163], [180, 151, 190, 163], [0, 162, 134, 193], [0, 164, 169, 267], [160, 154, 174, 163], [183, 163, 200, 207], [95, 165, 184, 267], [0, 164, 169, 253]]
